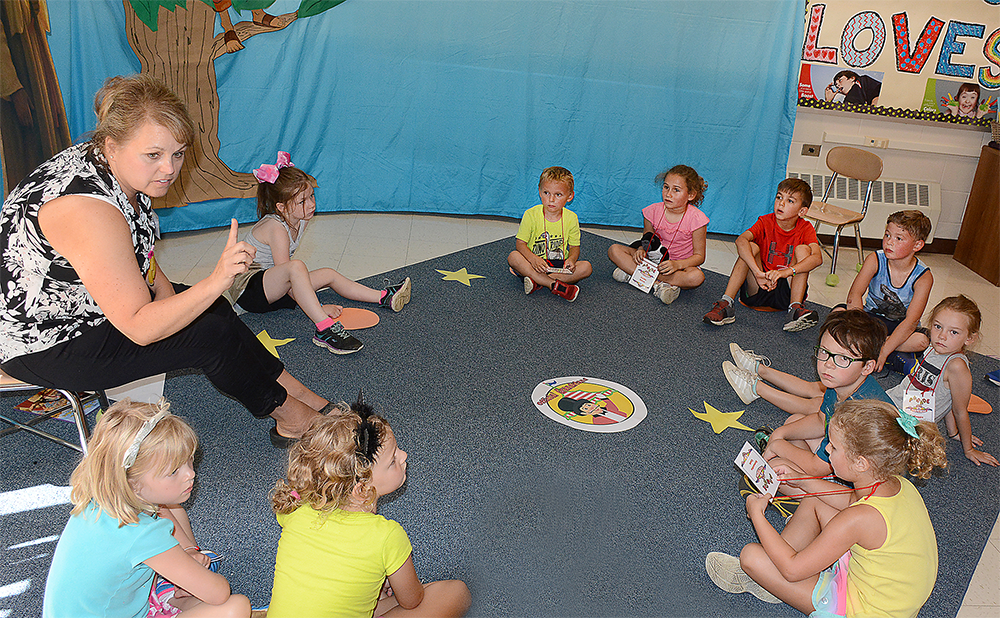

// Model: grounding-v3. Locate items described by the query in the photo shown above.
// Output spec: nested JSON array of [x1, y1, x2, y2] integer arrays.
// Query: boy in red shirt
[[703, 179, 823, 332]]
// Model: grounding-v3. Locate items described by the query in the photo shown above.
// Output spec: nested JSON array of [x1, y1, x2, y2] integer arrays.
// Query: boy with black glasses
[[722, 310, 893, 476]]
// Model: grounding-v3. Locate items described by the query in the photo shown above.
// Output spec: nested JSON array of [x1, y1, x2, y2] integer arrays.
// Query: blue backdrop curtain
[[46, 0, 802, 235]]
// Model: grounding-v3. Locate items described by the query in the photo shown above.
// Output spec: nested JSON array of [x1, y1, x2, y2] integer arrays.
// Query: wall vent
[[787, 171, 941, 243]]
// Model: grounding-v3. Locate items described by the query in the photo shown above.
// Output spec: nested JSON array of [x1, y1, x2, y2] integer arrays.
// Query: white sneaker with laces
[[723, 361, 760, 404], [705, 552, 781, 603], [729, 343, 770, 375], [612, 267, 629, 283], [652, 281, 680, 305]]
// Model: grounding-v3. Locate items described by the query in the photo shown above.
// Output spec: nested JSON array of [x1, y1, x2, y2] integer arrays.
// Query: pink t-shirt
[[640, 203, 710, 261]]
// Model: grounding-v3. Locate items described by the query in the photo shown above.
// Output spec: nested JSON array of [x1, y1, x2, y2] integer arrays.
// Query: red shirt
[[747, 214, 817, 272]]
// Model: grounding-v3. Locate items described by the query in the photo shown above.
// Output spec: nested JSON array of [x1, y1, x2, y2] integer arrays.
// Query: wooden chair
[[0, 369, 106, 454], [805, 146, 883, 286]]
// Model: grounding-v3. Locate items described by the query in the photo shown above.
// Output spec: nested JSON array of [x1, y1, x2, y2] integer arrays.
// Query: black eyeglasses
[[814, 346, 864, 369]]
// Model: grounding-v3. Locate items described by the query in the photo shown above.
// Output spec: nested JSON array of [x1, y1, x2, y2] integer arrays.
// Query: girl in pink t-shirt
[[608, 165, 710, 304]]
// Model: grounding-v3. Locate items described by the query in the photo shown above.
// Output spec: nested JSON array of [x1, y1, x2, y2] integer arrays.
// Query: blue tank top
[[863, 251, 929, 322]]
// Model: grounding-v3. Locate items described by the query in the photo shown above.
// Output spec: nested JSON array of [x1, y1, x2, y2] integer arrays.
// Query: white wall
[[787, 107, 993, 240]]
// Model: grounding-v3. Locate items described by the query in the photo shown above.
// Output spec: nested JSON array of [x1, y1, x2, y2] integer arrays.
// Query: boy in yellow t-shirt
[[507, 166, 593, 302]]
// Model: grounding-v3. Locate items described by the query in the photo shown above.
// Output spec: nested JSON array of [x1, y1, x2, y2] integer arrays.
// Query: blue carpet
[[1, 232, 998, 617]]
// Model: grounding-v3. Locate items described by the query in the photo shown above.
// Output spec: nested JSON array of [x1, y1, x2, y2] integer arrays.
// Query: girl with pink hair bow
[[227, 153, 411, 377]]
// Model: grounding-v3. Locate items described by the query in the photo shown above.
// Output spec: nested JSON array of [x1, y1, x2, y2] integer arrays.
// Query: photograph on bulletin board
[[921, 79, 998, 121], [800, 64, 885, 107]]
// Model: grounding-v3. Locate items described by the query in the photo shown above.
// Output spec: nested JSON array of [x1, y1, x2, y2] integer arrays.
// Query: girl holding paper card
[[707, 399, 946, 617], [607, 165, 709, 304]]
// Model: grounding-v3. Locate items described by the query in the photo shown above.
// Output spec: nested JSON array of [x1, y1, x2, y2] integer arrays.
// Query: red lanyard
[[654, 203, 687, 255], [780, 476, 884, 501]]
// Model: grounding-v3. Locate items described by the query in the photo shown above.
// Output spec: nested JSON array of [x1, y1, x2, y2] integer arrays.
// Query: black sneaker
[[754, 425, 773, 452], [783, 305, 819, 332], [379, 277, 411, 312], [313, 322, 363, 354]]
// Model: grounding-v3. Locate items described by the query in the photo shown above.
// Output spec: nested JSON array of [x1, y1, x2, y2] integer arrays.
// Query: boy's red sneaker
[[551, 281, 579, 302]]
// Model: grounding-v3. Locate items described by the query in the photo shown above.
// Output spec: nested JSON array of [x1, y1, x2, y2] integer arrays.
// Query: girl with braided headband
[[268, 397, 470, 617], [43, 398, 250, 617]]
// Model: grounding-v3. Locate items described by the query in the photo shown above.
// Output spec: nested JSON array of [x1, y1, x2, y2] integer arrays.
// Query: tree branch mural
[[123, 0, 345, 208]]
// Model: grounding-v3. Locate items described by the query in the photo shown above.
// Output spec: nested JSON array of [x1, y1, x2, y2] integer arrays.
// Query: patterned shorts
[[810, 551, 851, 618]]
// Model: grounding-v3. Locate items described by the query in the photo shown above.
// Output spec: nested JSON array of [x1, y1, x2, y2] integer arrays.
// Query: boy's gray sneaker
[[705, 552, 781, 603], [730, 343, 770, 375], [783, 305, 819, 332], [652, 281, 681, 305], [612, 267, 629, 283], [313, 322, 363, 354], [723, 361, 760, 404], [704, 299, 735, 325]]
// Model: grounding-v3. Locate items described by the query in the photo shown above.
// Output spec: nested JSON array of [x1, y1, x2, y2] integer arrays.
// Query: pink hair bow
[[253, 151, 293, 184]]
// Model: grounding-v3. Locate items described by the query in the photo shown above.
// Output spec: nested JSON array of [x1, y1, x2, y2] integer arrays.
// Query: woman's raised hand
[[210, 219, 256, 290]]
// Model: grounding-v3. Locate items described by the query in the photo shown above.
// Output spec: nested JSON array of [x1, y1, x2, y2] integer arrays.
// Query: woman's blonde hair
[[830, 399, 947, 481], [90, 74, 195, 157], [69, 399, 198, 526], [271, 401, 391, 515]]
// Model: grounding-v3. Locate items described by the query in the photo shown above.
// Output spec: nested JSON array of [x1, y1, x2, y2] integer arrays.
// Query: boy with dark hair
[[704, 178, 823, 332], [724, 310, 892, 476]]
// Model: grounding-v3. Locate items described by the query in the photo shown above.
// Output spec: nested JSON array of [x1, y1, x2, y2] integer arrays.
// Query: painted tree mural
[[124, 0, 344, 208]]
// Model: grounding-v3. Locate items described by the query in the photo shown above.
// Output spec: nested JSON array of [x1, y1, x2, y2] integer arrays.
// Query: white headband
[[122, 409, 169, 469]]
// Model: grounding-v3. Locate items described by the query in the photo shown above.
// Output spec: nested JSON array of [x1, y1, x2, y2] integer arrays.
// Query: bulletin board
[[797, 0, 999, 127]]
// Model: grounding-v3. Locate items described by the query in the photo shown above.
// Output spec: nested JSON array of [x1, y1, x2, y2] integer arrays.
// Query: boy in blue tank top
[[836, 210, 933, 372]]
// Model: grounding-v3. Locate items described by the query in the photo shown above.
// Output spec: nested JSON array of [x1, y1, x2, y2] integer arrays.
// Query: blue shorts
[[810, 551, 850, 618]]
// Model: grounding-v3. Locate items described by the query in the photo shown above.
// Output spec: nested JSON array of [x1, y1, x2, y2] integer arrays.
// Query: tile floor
[[155, 211, 1000, 616]]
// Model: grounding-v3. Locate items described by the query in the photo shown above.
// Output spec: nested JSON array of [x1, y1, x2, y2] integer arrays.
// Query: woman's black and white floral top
[[0, 143, 155, 363]]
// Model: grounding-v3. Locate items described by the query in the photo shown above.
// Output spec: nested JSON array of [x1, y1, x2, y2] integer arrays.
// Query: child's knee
[[740, 543, 767, 576], [220, 594, 251, 617]]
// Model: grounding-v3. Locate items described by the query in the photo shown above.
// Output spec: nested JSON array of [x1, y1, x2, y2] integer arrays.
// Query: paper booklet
[[735, 441, 780, 497]]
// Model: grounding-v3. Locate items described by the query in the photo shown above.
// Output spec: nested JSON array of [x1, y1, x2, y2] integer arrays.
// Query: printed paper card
[[903, 390, 935, 422], [735, 441, 780, 497], [628, 259, 659, 293]]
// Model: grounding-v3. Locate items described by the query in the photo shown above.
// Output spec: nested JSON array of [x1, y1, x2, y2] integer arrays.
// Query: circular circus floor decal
[[532, 376, 647, 433]]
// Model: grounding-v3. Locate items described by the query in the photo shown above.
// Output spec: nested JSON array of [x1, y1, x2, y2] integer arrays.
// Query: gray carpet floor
[[1, 232, 998, 617]]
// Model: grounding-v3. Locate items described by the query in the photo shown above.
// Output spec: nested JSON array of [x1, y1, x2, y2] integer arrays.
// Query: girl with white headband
[[43, 399, 249, 618]]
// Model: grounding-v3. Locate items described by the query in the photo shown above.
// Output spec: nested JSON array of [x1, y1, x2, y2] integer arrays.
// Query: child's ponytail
[[904, 419, 948, 480]]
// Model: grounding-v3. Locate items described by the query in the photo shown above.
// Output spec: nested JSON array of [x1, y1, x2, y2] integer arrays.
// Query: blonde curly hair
[[271, 401, 391, 515], [831, 399, 947, 481]]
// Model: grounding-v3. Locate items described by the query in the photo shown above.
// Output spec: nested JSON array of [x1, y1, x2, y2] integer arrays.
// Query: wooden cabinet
[[954, 145, 999, 286]]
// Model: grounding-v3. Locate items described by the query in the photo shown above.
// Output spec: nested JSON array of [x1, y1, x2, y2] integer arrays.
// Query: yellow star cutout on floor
[[690, 401, 752, 434], [257, 330, 295, 358], [435, 267, 485, 286]]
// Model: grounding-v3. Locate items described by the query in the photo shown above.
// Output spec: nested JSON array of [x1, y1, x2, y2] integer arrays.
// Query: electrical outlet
[[801, 144, 821, 157], [866, 137, 889, 149]]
